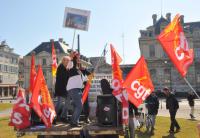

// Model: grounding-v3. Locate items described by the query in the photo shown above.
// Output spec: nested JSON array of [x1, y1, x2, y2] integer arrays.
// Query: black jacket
[[166, 93, 179, 112], [187, 94, 195, 106], [146, 95, 159, 115], [55, 64, 69, 97], [129, 102, 139, 117]]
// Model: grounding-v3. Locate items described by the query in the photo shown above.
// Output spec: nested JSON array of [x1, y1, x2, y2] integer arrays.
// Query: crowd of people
[[52, 51, 197, 137]]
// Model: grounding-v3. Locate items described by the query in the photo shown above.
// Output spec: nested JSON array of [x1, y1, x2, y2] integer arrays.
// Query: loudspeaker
[[96, 94, 118, 127]]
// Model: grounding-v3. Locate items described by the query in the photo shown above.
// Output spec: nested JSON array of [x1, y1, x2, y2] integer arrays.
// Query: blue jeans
[[68, 88, 83, 124], [55, 96, 68, 118]]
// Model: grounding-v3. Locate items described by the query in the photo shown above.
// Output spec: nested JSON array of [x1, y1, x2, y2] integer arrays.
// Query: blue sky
[[0, 0, 199, 64]]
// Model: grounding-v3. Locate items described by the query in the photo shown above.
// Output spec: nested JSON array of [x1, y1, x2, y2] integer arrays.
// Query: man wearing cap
[[163, 87, 180, 133]]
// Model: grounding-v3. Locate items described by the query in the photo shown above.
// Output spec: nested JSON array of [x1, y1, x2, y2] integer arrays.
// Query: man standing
[[145, 92, 159, 134], [187, 92, 195, 119], [163, 87, 180, 133], [55, 56, 71, 122], [67, 52, 84, 127]]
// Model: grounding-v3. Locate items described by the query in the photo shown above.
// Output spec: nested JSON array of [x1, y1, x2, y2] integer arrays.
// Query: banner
[[29, 53, 37, 93], [110, 44, 129, 125], [63, 7, 91, 31], [30, 65, 56, 128], [157, 14, 194, 77], [52, 41, 58, 77], [123, 56, 154, 107], [82, 73, 94, 104], [9, 88, 31, 129]]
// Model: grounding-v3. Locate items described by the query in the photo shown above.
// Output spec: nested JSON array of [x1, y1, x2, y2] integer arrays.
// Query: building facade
[[23, 38, 91, 94], [0, 41, 19, 98], [89, 57, 112, 101], [139, 13, 200, 95]]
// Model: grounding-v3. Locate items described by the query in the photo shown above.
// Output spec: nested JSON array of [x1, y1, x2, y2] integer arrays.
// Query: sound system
[[96, 94, 119, 127]]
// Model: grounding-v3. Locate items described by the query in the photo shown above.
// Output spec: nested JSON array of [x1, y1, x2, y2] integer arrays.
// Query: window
[[195, 48, 200, 58], [42, 58, 47, 65], [164, 69, 171, 84], [0, 75, 3, 83], [4, 65, 8, 72], [149, 45, 155, 57]]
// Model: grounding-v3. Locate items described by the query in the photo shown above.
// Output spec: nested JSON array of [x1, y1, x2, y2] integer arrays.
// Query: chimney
[[152, 14, 157, 25], [166, 13, 171, 22], [59, 38, 63, 42], [50, 39, 54, 42], [180, 15, 184, 24]]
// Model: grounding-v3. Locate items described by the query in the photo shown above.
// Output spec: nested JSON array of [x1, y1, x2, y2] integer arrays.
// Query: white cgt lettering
[[131, 80, 150, 100], [12, 112, 22, 125], [112, 79, 121, 91], [43, 108, 51, 118], [175, 32, 189, 61]]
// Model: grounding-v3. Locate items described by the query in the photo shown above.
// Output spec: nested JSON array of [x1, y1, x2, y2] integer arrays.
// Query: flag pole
[[93, 43, 108, 72], [71, 29, 76, 50], [184, 77, 200, 99]]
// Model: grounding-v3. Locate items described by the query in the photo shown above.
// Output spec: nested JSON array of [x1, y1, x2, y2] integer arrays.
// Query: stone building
[[88, 56, 112, 101], [139, 13, 200, 95], [23, 38, 91, 93], [0, 41, 19, 98]]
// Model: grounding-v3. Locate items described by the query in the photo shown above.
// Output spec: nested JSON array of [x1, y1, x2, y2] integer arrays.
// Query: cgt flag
[[52, 41, 58, 77], [123, 56, 154, 108], [29, 53, 37, 93], [157, 14, 194, 77], [30, 65, 56, 128], [9, 88, 31, 129], [82, 73, 94, 104], [110, 44, 129, 125]]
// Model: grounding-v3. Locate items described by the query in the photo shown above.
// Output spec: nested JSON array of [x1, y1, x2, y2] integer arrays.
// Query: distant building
[[89, 56, 112, 101], [139, 13, 200, 95], [23, 38, 91, 94], [0, 41, 19, 98], [18, 57, 24, 87]]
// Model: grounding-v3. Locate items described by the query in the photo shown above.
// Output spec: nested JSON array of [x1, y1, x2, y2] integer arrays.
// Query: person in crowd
[[66, 52, 84, 127], [145, 92, 159, 134], [129, 102, 139, 138], [55, 56, 71, 123], [187, 92, 196, 119], [163, 87, 180, 133]]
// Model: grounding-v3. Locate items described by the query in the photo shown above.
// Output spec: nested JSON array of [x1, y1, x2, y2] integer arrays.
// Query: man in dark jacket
[[187, 92, 195, 119], [146, 92, 159, 133], [163, 87, 180, 133], [55, 56, 71, 122]]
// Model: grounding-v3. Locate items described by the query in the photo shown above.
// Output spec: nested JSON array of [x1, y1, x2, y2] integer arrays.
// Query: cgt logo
[[175, 32, 189, 61], [131, 80, 150, 100]]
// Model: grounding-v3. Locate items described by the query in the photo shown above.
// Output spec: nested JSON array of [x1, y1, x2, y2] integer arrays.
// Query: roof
[[26, 41, 70, 56], [154, 16, 169, 35], [184, 21, 200, 33]]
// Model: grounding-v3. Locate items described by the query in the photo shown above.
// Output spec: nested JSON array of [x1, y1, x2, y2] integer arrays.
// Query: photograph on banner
[[63, 7, 91, 31]]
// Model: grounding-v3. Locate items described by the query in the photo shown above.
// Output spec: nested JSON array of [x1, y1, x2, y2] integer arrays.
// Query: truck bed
[[16, 122, 124, 138]]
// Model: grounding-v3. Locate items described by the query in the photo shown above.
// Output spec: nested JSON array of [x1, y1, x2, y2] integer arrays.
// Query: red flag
[[123, 56, 154, 107], [110, 44, 123, 101], [9, 88, 31, 129], [110, 44, 129, 125], [157, 14, 194, 77], [82, 73, 94, 104], [52, 41, 58, 77], [30, 65, 56, 128], [29, 54, 37, 93]]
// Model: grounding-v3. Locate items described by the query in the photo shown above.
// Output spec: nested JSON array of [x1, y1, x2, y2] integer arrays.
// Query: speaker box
[[96, 94, 118, 127]]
